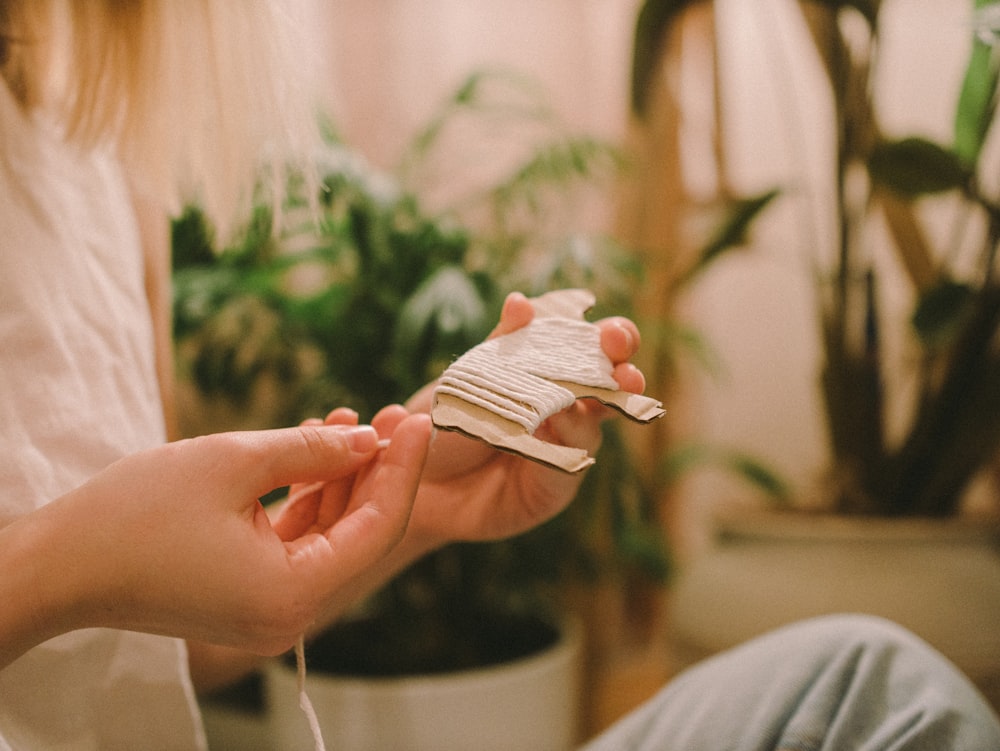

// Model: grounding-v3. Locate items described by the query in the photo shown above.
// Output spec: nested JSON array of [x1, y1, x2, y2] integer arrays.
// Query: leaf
[[491, 137, 623, 218], [675, 189, 780, 289], [617, 524, 672, 581], [404, 69, 555, 171], [285, 282, 352, 336], [911, 279, 976, 348], [658, 443, 790, 503], [954, 41, 999, 166], [172, 266, 241, 337], [868, 138, 971, 196], [643, 318, 724, 378], [393, 266, 492, 391], [727, 454, 792, 503], [170, 207, 215, 269]]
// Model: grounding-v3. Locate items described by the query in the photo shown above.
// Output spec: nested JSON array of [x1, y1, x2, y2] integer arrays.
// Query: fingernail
[[344, 425, 379, 452], [613, 322, 634, 352]]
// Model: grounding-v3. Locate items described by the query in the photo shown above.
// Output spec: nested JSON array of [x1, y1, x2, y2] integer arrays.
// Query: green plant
[[797, 0, 1000, 516], [632, 0, 1000, 517]]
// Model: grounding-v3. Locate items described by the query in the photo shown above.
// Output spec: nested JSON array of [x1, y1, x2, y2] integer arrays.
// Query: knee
[[788, 612, 923, 652], [775, 614, 1000, 746], [775, 613, 980, 710], [765, 613, 947, 688]]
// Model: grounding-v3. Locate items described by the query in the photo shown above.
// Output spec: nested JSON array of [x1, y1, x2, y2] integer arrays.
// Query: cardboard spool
[[431, 289, 665, 473]]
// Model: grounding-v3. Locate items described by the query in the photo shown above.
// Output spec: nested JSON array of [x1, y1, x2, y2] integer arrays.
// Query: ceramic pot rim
[[715, 510, 1000, 545]]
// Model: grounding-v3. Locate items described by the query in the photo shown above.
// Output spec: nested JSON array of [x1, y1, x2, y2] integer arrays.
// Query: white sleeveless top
[[0, 82, 206, 750]]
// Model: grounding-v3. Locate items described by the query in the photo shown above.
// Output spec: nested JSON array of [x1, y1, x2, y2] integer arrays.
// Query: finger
[[324, 408, 359, 426], [272, 471, 357, 540], [488, 291, 534, 339], [345, 412, 430, 512], [541, 401, 604, 456], [271, 482, 326, 539], [598, 317, 640, 363], [421, 423, 498, 481], [283, 411, 362, 529], [240, 424, 381, 498], [313, 477, 356, 529], [371, 404, 410, 438], [612, 362, 646, 394], [287, 414, 432, 581]]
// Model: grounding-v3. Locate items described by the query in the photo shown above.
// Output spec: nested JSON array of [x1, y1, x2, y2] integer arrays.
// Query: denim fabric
[[581, 614, 1000, 751]]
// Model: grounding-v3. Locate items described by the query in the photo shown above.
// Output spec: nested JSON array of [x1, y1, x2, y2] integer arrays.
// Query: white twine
[[436, 318, 618, 431], [295, 635, 327, 751]]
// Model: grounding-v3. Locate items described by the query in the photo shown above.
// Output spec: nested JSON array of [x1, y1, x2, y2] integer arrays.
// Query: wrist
[[0, 510, 69, 668], [0, 499, 110, 669]]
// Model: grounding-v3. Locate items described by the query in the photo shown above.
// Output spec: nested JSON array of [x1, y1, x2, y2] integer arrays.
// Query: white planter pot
[[669, 512, 1000, 708], [265, 616, 583, 751]]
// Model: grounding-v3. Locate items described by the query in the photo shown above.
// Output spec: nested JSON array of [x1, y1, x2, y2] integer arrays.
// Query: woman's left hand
[[392, 291, 646, 549]]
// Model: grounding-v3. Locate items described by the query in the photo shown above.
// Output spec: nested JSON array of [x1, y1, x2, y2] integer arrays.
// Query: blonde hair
[[0, 0, 321, 239]]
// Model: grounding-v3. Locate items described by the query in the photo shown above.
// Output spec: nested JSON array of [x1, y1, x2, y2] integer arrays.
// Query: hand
[[1, 418, 431, 667], [401, 291, 646, 547]]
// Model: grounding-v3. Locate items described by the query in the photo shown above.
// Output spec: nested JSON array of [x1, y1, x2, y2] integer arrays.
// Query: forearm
[[0, 508, 267, 693], [0, 521, 47, 669], [0, 506, 94, 670]]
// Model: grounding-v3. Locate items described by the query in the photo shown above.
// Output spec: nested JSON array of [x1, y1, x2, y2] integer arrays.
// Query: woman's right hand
[[0, 415, 432, 669]]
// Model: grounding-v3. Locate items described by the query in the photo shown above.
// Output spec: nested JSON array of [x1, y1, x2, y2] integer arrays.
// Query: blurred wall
[[316, 0, 642, 168]]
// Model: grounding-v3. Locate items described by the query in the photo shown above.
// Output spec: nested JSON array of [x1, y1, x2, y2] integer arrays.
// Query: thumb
[[230, 424, 382, 499], [488, 291, 534, 339], [285, 414, 432, 585]]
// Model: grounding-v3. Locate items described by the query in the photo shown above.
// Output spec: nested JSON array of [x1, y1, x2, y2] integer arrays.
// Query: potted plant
[[629, 0, 1000, 706]]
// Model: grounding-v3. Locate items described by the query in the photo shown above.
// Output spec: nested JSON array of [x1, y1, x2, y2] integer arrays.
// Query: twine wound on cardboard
[[432, 289, 665, 473]]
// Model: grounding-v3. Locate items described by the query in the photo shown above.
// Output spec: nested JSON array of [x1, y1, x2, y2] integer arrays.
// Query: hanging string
[[295, 635, 327, 751]]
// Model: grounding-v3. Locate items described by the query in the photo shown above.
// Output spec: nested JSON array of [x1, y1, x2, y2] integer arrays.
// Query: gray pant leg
[[581, 614, 1000, 751]]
